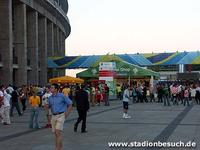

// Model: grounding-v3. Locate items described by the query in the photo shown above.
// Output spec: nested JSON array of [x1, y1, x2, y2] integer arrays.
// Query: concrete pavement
[[0, 100, 199, 150]]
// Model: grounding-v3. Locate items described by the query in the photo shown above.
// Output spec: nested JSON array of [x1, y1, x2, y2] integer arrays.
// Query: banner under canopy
[[77, 60, 159, 78]]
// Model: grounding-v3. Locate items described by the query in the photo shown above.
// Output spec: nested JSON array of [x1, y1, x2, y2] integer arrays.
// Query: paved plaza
[[0, 100, 200, 150]]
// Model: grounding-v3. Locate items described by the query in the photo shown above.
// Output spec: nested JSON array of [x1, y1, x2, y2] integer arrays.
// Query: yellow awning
[[49, 76, 84, 84]]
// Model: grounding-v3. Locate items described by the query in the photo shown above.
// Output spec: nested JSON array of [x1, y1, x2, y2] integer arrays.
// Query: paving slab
[[0, 101, 199, 150]]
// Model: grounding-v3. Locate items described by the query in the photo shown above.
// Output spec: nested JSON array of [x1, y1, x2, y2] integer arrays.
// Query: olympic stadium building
[[0, 0, 71, 86]]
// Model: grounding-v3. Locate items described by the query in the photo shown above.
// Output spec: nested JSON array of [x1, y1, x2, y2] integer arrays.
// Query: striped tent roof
[[48, 51, 200, 69], [47, 58, 59, 68]]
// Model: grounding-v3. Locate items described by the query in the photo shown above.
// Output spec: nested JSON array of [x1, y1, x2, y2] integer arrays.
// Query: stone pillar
[[60, 32, 66, 76], [38, 17, 47, 86], [61, 32, 66, 56], [0, 0, 13, 85], [54, 25, 58, 56], [56, 27, 59, 57], [13, 3, 27, 86], [27, 11, 39, 85], [47, 21, 54, 57], [59, 30, 64, 56], [57, 28, 61, 56]]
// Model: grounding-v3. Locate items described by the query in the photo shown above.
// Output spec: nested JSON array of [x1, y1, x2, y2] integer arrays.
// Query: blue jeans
[[29, 107, 40, 129], [163, 95, 170, 106], [172, 96, 179, 105], [104, 94, 110, 106], [184, 97, 190, 106]]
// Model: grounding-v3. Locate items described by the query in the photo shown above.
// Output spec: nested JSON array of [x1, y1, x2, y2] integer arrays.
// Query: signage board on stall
[[99, 62, 116, 96]]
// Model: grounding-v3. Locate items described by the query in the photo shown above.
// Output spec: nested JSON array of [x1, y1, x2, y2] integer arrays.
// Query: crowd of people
[[1, 82, 200, 123], [117, 82, 200, 119], [1, 81, 200, 150], [1, 82, 200, 124], [124, 82, 200, 106]]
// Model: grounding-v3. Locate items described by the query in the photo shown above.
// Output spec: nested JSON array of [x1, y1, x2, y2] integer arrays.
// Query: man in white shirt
[[7, 84, 14, 94], [122, 85, 131, 119], [42, 86, 52, 128], [2, 89, 11, 125]]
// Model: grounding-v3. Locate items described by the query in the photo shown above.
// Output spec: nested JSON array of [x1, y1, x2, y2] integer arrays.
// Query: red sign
[[99, 70, 116, 77]]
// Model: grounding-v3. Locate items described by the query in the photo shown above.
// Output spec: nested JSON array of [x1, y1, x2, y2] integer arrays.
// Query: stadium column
[[61, 32, 66, 56], [27, 11, 39, 85], [57, 28, 61, 56], [53, 25, 59, 77], [47, 21, 54, 80], [53, 25, 58, 56], [0, 0, 13, 85], [47, 21, 54, 57], [38, 16, 47, 86], [13, 3, 27, 86], [60, 32, 66, 76], [59, 29, 64, 56]]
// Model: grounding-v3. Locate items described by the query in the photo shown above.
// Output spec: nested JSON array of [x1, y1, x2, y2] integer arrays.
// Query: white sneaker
[[122, 113, 126, 118], [125, 114, 131, 119]]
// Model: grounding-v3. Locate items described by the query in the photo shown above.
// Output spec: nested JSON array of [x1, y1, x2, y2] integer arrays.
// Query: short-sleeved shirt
[[4, 92, 11, 107], [29, 96, 40, 107], [48, 93, 72, 114], [123, 89, 130, 102], [171, 87, 178, 95], [42, 92, 52, 106], [184, 90, 189, 98]]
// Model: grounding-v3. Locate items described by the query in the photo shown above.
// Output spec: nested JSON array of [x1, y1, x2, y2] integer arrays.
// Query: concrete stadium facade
[[0, 0, 71, 86]]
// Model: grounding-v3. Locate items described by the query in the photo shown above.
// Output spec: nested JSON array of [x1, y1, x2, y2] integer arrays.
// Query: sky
[[66, 0, 200, 56]]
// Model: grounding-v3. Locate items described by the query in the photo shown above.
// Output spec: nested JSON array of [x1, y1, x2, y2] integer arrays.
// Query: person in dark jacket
[[10, 87, 23, 116], [74, 85, 90, 133], [104, 84, 110, 106]]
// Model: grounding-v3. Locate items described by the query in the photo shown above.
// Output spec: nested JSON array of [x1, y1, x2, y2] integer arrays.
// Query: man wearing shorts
[[48, 83, 72, 150], [122, 85, 131, 119]]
